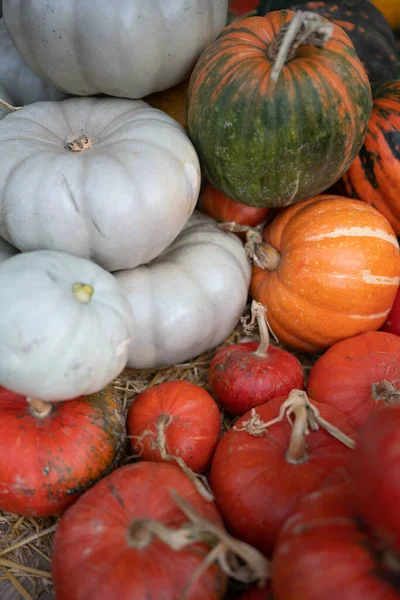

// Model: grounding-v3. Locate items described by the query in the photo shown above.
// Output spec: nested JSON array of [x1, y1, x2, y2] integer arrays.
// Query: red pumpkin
[[229, 0, 259, 16], [307, 331, 400, 428], [273, 482, 400, 600], [127, 380, 221, 473], [251, 195, 400, 352], [209, 391, 356, 556], [52, 462, 228, 600], [342, 81, 400, 235], [209, 301, 304, 415], [381, 285, 400, 336], [0, 386, 126, 517], [352, 404, 400, 556], [239, 585, 271, 600], [198, 183, 269, 229]]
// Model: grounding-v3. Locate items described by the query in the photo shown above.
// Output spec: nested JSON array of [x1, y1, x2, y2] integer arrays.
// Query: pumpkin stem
[[218, 222, 280, 270], [0, 98, 23, 112], [268, 11, 334, 82], [234, 389, 356, 452], [286, 403, 309, 464], [26, 397, 53, 419], [241, 300, 279, 356], [72, 283, 94, 304], [127, 520, 154, 549], [127, 490, 270, 597], [65, 133, 93, 152], [372, 380, 400, 405]]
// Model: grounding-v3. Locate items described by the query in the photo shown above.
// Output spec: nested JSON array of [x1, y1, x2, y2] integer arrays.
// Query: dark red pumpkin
[[352, 404, 400, 557], [145, 78, 190, 130], [273, 481, 400, 599], [230, 0, 260, 16], [198, 183, 269, 229], [342, 80, 400, 235], [0, 386, 126, 516], [257, 0, 399, 83], [127, 380, 221, 473], [307, 331, 400, 428], [382, 285, 400, 335], [52, 462, 228, 600], [209, 301, 304, 415], [239, 585, 271, 599], [188, 10, 372, 208], [209, 391, 356, 556]]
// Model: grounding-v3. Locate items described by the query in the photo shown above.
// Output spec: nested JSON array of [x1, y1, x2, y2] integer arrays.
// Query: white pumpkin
[[0, 250, 134, 401], [0, 96, 200, 271], [115, 211, 251, 369], [0, 18, 66, 105], [3, 0, 229, 99], [0, 82, 12, 119], [0, 235, 17, 263]]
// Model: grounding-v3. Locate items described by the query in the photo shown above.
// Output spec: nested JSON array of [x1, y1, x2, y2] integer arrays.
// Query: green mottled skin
[[188, 14, 372, 208]]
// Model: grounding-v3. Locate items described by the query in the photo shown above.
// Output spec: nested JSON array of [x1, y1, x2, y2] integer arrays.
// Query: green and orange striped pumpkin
[[188, 10, 372, 208], [251, 195, 400, 352], [341, 80, 400, 235]]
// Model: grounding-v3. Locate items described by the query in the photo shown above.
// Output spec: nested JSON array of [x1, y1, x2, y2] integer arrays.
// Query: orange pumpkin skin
[[342, 81, 400, 235], [145, 78, 189, 130], [198, 183, 269, 228], [0, 386, 126, 517], [251, 195, 400, 352], [127, 380, 221, 473]]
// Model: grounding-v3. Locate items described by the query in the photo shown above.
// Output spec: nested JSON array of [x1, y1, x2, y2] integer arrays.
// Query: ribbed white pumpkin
[[0, 83, 12, 119], [115, 212, 251, 369], [0, 18, 66, 105], [0, 97, 200, 271], [4, 0, 229, 99], [0, 250, 134, 401], [0, 236, 17, 263]]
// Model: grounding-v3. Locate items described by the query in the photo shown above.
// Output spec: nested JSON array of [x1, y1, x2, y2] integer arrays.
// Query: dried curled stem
[[128, 489, 270, 599], [218, 222, 280, 270], [234, 389, 356, 459], [240, 300, 279, 356], [268, 11, 334, 82], [129, 414, 214, 502]]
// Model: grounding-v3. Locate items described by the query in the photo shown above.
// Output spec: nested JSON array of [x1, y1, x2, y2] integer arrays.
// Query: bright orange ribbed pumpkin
[[251, 195, 400, 352]]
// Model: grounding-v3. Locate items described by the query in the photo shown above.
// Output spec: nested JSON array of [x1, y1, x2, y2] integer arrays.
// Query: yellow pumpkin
[[372, 0, 400, 29]]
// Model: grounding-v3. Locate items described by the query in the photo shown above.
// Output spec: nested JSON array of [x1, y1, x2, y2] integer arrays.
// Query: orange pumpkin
[[198, 183, 269, 228], [145, 78, 189, 130], [251, 195, 400, 352]]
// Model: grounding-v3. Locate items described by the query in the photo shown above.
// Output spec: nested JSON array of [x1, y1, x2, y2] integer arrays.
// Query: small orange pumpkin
[[251, 195, 400, 352]]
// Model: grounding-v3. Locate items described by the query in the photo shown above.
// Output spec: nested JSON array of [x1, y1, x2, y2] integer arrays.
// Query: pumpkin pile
[[2, 0, 400, 598]]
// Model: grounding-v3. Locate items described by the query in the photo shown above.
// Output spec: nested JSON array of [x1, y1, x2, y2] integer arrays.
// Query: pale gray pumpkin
[[3, 0, 229, 99], [0, 250, 134, 401], [115, 211, 251, 369], [0, 236, 17, 263], [0, 18, 66, 105], [0, 82, 12, 119], [0, 96, 200, 271]]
